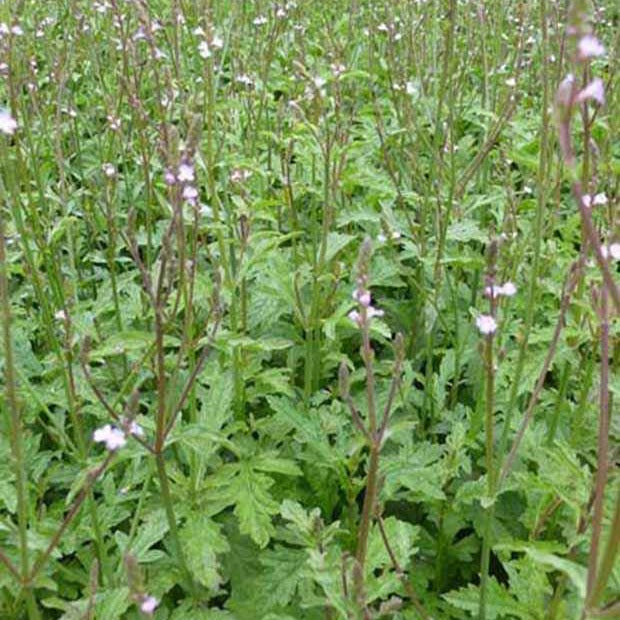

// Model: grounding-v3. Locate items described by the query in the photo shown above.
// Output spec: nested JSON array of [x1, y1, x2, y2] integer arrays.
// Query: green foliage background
[[0, 0, 618, 618]]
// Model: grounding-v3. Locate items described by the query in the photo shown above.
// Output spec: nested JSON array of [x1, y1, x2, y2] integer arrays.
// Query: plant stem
[[0, 210, 40, 619], [498, 0, 549, 459], [586, 284, 609, 601], [478, 329, 495, 620], [154, 451, 197, 598]]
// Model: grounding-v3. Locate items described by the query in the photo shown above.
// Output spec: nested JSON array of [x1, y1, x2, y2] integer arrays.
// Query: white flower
[[102, 163, 116, 178], [140, 595, 158, 615], [230, 168, 251, 183], [253, 15, 268, 26], [576, 78, 605, 105], [54, 309, 67, 321], [313, 76, 326, 89], [485, 282, 517, 298], [182, 185, 198, 202], [592, 192, 607, 206], [0, 109, 17, 135], [93, 425, 127, 451], [178, 163, 194, 182], [505, 77, 516, 87], [601, 243, 620, 260], [405, 81, 417, 95], [578, 34, 605, 59], [128, 420, 144, 437], [198, 40, 211, 58], [11, 25, 23, 36], [331, 63, 346, 78], [211, 35, 223, 49], [475, 314, 497, 335], [235, 73, 253, 87], [499, 281, 517, 297], [366, 306, 384, 319]]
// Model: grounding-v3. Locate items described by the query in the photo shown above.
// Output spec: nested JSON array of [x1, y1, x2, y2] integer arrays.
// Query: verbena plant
[[0, 0, 617, 618]]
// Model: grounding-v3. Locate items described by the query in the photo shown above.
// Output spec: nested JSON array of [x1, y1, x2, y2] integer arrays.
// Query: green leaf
[[114, 508, 169, 563], [180, 514, 230, 589], [444, 577, 534, 619]]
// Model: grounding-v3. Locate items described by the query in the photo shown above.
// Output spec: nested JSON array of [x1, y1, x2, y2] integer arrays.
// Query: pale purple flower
[[164, 170, 176, 185], [128, 420, 144, 437], [182, 185, 198, 202], [475, 314, 497, 335], [601, 243, 620, 261], [0, 110, 17, 135], [485, 282, 516, 298], [93, 425, 127, 451], [348, 309, 361, 326], [140, 595, 158, 615], [366, 306, 384, 320], [499, 281, 517, 297], [578, 34, 605, 59], [576, 78, 605, 105], [352, 289, 371, 307], [178, 163, 195, 183]]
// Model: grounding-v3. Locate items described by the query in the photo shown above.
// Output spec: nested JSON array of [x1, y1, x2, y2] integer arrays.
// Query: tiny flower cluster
[[140, 595, 158, 615], [0, 109, 17, 135], [475, 314, 497, 335], [348, 280, 384, 328], [582, 193, 607, 208], [198, 34, 223, 59], [93, 419, 144, 451], [600, 243, 620, 261], [484, 281, 517, 299], [165, 159, 199, 205]]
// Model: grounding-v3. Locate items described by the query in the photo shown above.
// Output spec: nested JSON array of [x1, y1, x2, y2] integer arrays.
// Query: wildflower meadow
[[0, 1, 618, 618]]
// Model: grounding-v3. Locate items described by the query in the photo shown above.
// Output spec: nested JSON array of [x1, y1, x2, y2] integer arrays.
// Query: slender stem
[[154, 452, 196, 597], [478, 329, 495, 620], [0, 210, 38, 618], [28, 453, 114, 584], [354, 445, 380, 592], [586, 284, 609, 600], [498, 0, 549, 457], [376, 515, 430, 619], [499, 259, 582, 486], [588, 485, 620, 608]]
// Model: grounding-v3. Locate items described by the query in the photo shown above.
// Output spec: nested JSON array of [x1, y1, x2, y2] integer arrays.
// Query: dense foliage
[[0, 1, 618, 618]]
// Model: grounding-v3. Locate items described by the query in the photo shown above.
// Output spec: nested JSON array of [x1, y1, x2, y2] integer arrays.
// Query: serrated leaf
[[444, 577, 533, 619], [180, 514, 230, 589]]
